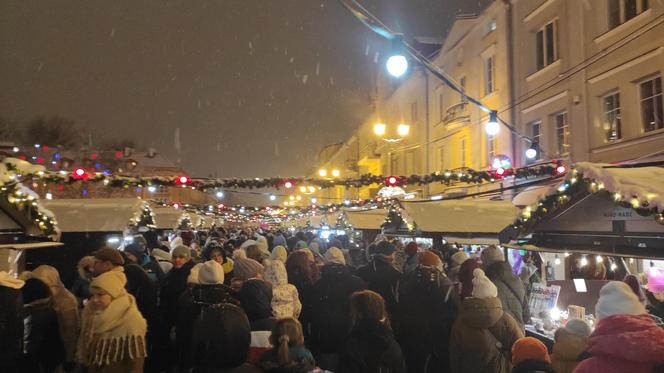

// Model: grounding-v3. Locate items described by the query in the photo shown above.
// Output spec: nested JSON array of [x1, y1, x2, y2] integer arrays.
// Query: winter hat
[[324, 247, 346, 265], [151, 248, 172, 262], [94, 247, 125, 266], [170, 236, 184, 250], [451, 250, 469, 267], [90, 270, 128, 299], [233, 257, 264, 281], [124, 243, 146, 259], [623, 274, 647, 303], [264, 259, 288, 286], [459, 258, 481, 299], [172, 245, 191, 259], [233, 249, 247, 259], [295, 240, 308, 250], [270, 246, 288, 263], [471, 268, 498, 299], [22, 278, 51, 304], [199, 260, 225, 285], [240, 239, 258, 251], [419, 251, 444, 272], [0, 271, 24, 289], [187, 263, 203, 284], [480, 245, 504, 266], [596, 281, 647, 320], [404, 242, 418, 256], [375, 241, 397, 256], [560, 318, 592, 337], [511, 337, 551, 366]]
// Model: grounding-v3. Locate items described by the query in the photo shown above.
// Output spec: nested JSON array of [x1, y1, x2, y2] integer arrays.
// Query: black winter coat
[[357, 257, 402, 319], [397, 266, 459, 373], [310, 264, 366, 353], [338, 319, 405, 373], [124, 263, 159, 323], [176, 284, 235, 369], [21, 298, 65, 373], [160, 261, 196, 327], [0, 286, 23, 373]]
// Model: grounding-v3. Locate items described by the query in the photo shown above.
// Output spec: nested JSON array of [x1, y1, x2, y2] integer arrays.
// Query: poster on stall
[[528, 283, 561, 316]]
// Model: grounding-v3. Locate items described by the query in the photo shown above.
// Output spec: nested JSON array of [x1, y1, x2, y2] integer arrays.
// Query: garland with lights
[[177, 213, 192, 230], [1, 182, 58, 236], [336, 211, 354, 236], [381, 201, 418, 234], [130, 204, 156, 229], [511, 167, 664, 239], [7, 158, 563, 191]]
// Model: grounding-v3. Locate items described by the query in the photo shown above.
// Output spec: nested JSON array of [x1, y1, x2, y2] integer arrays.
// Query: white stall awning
[[344, 208, 387, 230], [152, 206, 187, 230], [42, 198, 147, 233]]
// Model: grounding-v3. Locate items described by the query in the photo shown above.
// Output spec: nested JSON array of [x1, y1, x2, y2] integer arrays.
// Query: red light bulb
[[75, 168, 86, 177], [495, 167, 506, 176], [284, 181, 293, 189], [556, 165, 567, 174]]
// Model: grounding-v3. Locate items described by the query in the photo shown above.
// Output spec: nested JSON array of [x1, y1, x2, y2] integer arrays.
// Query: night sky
[[1, 0, 476, 178]]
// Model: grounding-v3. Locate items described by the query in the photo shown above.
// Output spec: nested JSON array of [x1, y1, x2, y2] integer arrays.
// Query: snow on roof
[[308, 213, 337, 229], [573, 162, 664, 212], [152, 206, 187, 230], [42, 198, 147, 233], [344, 208, 387, 230], [402, 199, 520, 234]]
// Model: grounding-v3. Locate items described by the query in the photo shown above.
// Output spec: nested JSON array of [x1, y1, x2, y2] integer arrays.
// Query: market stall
[[152, 205, 189, 234], [339, 208, 387, 247], [499, 162, 664, 349], [35, 198, 154, 285]]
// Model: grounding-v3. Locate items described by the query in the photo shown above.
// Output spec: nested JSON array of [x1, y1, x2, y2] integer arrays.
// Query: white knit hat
[[91, 270, 128, 298], [187, 263, 203, 284], [480, 245, 504, 266], [471, 268, 498, 299], [451, 251, 469, 266], [324, 247, 346, 265], [596, 281, 647, 320], [198, 260, 224, 285]]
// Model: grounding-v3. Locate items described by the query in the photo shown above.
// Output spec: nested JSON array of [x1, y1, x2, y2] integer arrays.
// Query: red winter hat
[[405, 242, 418, 256], [511, 337, 551, 366]]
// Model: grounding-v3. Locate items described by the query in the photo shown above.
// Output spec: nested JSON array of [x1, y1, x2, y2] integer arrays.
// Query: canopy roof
[[42, 198, 147, 233], [152, 206, 187, 230], [308, 212, 339, 229], [401, 199, 521, 234], [344, 208, 387, 230]]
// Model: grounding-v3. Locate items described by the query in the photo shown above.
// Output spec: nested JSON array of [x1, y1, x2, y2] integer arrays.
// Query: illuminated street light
[[373, 123, 386, 136], [318, 169, 327, 177], [397, 124, 410, 137], [331, 169, 340, 177], [485, 111, 500, 136], [386, 55, 408, 78]]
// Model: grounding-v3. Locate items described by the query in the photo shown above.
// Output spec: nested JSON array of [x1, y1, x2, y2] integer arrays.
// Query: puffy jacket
[[484, 261, 529, 328], [160, 260, 196, 327], [264, 260, 301, 319], [338, 318, 406, 373], [310, 264, 366, 353], [449, 297, 524, 373], [21, 298, 66, 373], [574, 314, 664, 373], [550, 328, 587, 373]]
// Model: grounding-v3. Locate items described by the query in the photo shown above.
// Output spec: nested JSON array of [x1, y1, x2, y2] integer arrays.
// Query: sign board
[[601, 206, 647, 221], [528, 283, 561, 316]]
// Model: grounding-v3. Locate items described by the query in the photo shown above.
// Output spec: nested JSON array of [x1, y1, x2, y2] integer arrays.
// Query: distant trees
[[25, 115, 82, 148]]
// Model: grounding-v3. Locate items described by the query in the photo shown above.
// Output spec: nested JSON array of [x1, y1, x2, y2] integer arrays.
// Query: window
[[529, 121, 542, 161], [391, 154, 400, 174], [486, 19, 497, 35], [460, 137, 467, 167], [640, 76, 663, 132], [438, 92, 445, 121], [484, 55, 496, 95], [609, 0, 649, 29], [411, 102, 418, 123], [536, 20, 558, 70], [459, 76, 467, 103], [602, 92, 622, 141], [554, 112, 570, 155], [438, 146, 445, 170]]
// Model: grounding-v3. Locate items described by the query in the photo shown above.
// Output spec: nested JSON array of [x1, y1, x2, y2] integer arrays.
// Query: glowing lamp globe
[[386, 55, 408, 78], [485, 120, 500, 136], [525, 148, 538, 159]]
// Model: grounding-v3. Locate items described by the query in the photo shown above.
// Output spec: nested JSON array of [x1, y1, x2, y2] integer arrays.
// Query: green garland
[[2, 183, 57, 236]]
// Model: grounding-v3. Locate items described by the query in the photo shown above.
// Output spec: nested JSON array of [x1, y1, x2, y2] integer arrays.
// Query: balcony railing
[[443, 102, 470, 126]]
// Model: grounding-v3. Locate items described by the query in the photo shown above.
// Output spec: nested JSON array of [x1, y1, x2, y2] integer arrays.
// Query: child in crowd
[[258, 317, 316, 371]]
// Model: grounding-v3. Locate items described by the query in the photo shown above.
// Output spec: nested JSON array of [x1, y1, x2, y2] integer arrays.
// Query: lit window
[[602, 92, 622, 141], [639, 76, 663, 133], [554, 112, 570, 155], [488, 135, 497, 165], [484, 55, 496, 95], [460, 137, 467, 168], [529, 121, 542, 162], [536, 20, 558, 70]]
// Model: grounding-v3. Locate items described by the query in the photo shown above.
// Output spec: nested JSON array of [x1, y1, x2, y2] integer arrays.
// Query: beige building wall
[[427, 1, 514, 196], [512, 0, 664, 166]]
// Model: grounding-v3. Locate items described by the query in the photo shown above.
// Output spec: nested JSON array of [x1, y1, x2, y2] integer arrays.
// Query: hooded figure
[[481, 246, 529, 328], [21, 277, 66, 372], [71, 255, 95, 302], [77, 270, 147, 373], [356, 241, 402, 319], [310, 248, 366, 371], [270, 245, 288, 263], [574, 281, 664, 373], [550, 318, 591, 373], [511, 337, 555, 373], [31, 265, 80, 365], [239, 279, 276, 364], [264, 260, 301, 319], [448, 250, 469, 283], [449, 269, 524, 373]]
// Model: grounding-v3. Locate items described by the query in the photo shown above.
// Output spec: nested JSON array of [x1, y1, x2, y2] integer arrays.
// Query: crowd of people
[[1, 227, 664, 373]]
